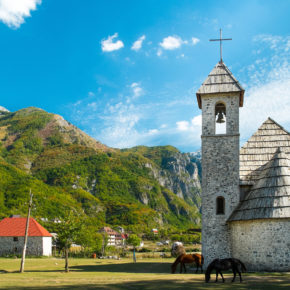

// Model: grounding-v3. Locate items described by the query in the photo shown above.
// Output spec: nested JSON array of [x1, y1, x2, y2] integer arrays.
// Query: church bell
[[216, 111, 225, 123]]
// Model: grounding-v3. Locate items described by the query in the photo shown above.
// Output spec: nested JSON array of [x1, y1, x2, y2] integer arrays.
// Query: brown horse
[[205, 258, 247, 283], [171, 253, 204, 274]]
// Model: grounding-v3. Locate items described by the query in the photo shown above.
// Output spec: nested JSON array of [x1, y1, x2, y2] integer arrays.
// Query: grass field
[[0, 257, 289, 289]]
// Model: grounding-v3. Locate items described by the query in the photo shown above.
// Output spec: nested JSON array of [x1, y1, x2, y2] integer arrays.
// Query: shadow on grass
[[2, 277, 290, 290], [1, 261, 205, 275], [70, 262, 174, 274], [18, 262, 179, 274]]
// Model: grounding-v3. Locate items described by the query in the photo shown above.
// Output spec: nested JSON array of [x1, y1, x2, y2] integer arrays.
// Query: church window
[[215, 102, 226, 134], [216, 196, 225, 215], [13, 237, 18, 242]]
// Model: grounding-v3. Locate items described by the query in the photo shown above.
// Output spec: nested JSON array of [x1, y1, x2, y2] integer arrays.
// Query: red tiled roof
[[100, 227, 119, 235], [0, 217, 52, 237]]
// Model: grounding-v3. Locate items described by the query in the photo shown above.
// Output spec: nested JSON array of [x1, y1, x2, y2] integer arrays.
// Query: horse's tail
[[238, 260, 247, 272]]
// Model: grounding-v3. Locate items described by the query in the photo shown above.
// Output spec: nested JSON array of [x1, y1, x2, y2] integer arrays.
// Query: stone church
[[196, 60, 290, 271]]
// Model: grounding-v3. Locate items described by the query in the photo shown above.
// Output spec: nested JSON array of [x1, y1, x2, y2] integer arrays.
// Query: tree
[[55, 211, 82, 272], [126, 234, 141, 263], [75, 227, 103, 256]]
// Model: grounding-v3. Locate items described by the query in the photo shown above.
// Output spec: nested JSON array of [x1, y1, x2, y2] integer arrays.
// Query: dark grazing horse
[[205, 258, 246, 283], [171, 253, 204, 274]]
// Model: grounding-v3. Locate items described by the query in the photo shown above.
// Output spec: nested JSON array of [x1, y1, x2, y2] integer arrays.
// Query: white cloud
[[176, 121, 189, 131], [131, 35, 146, 51], [176, 115, 202, 132], [130, 82, 143, 98], [131, 82, 138, 88], [240, 34, 290, 145], [0, 0, 41, 28], [159, 35, 185, 50], [191, 37, 200, 45], [70, 84, 202, 151], [101, 33, 124, 52], [157, 48, 163, 57], [174, 115, 202, 149], [241, 77, 290, 144], [191, 115, 202, 126], [148, 129, 158, 135], [158, 35, 200, 57]]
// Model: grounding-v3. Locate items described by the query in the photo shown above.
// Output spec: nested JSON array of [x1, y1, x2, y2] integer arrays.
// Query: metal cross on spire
[[209, 29, 232, 63]]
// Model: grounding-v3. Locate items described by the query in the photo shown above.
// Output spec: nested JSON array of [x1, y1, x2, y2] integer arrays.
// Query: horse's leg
[[183, 263, 187, 273], [196, 263, 199, 273], [232, 269, 236, 282], [215, 270, 218, 282], [180, 263, 183, 273], [219, 271, 225, 283], [238, 270, 242, 282]]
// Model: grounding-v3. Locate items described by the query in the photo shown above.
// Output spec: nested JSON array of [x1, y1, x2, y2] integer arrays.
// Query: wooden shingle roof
[[229, 148, 290, 221], [196, 61, 244, 109], [240, 118, 290, 185]]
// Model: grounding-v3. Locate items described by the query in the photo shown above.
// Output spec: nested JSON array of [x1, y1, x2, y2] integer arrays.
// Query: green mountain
[[0, 107, 201, 231]]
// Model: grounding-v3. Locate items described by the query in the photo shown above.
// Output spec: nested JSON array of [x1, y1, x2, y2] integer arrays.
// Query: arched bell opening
[[215, 102, 226, 134]]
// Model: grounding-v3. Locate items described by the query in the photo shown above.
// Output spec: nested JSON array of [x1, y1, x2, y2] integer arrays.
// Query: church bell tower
[[196, 58, 245, 265]]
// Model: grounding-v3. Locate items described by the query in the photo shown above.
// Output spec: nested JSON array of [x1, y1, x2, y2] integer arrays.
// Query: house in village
[[99, 227, 126, 246], [115, 226, 125, 233], [0, 216, 52, 256], [197, 60, 290, 271]]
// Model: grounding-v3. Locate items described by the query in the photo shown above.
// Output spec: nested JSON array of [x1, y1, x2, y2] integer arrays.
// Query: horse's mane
[[205, 258, 219, 274], [172, 254, 184, 267]]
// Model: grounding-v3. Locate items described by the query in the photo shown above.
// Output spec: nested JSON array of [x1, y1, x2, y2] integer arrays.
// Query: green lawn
[[0, 258, 289, 289]]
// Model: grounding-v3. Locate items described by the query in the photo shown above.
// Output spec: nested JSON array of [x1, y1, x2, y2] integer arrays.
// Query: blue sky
[[0, 0, 289, 152]]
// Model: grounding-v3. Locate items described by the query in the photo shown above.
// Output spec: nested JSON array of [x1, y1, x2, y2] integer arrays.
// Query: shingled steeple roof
[[196, 61, 244, 109], [229, 148, 290, 221]]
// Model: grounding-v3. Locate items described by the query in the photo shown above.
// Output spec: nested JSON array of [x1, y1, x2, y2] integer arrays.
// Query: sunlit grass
[[0, 257, 289, 289]]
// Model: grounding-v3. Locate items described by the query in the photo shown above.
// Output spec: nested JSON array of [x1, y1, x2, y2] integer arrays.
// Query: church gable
[[240, 118, 290, 185], [230, 148, 290, 221]]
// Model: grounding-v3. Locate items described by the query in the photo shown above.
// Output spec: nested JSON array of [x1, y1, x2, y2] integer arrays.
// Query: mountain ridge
[[0, 107, 201, 231]]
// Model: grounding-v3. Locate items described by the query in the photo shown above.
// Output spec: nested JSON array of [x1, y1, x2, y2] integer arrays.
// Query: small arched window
[[215, 102, 226, 134], [216, 196, 225, 215]]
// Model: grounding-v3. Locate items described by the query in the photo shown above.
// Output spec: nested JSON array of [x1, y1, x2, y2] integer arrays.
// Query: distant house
[[115, 226, 125, 233], [99, 227, 125, 246], [115, 233, 126, 246], [151, 228, 158, 235], [0, 217, 52, 256]]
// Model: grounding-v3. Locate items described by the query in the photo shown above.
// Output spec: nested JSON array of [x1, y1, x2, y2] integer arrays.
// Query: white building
[[99, 227, 126, 246], [0, 217, 52, 256]]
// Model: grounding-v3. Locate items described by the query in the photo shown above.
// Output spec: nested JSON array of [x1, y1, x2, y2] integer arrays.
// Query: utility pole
[[20, 189, 33, 273]]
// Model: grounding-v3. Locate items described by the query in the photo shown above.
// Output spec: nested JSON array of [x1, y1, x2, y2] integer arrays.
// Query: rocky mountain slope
[[0, 107, 201, 231], [123, 146, 201, 209]]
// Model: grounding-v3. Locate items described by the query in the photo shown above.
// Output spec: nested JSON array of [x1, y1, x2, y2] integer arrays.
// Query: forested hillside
[[0, 107, 201, 232]]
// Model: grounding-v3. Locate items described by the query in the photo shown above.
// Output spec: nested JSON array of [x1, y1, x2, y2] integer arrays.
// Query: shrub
[[138, 248, 151, 253]]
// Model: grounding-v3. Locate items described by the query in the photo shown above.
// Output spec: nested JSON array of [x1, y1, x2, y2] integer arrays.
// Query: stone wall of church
[[0, 236, 51, 256], [201, 93, 241, 267], [229, 219, 290, 271]]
